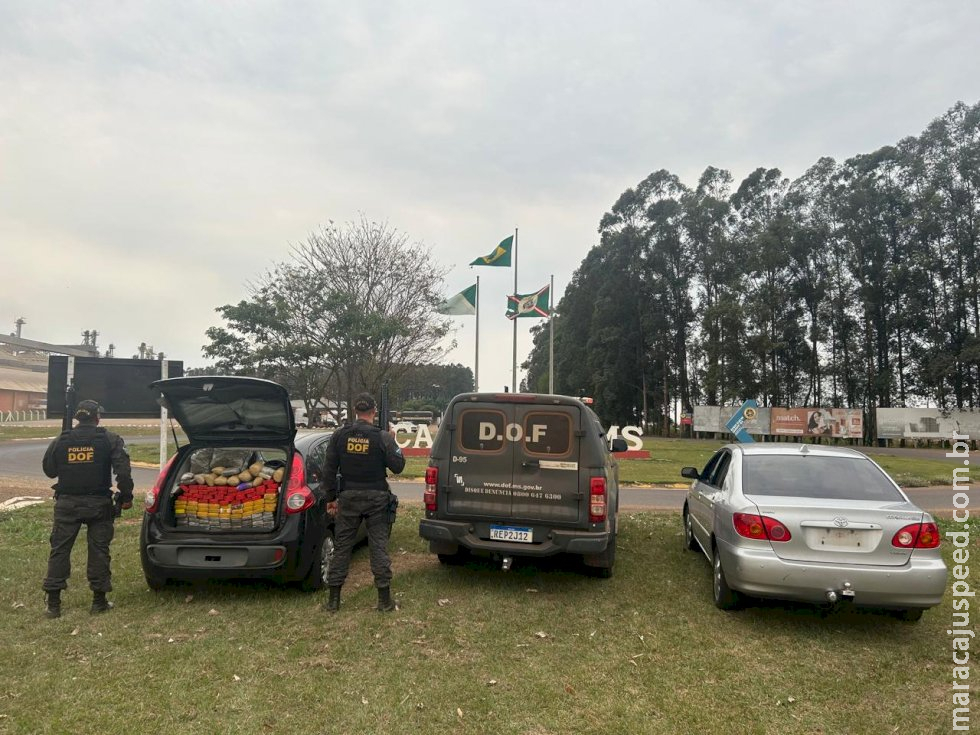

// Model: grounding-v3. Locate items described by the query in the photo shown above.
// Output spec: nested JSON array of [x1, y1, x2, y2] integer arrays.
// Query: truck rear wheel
[[583, 532, 616, 578], [437, 549, 469, 566]]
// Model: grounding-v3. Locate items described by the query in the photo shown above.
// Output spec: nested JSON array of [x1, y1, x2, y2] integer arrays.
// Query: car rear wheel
[[894, 608, 924, 623], [299, 531, 335, 592], [140, 545, 168, 590], [712, 546, 741, 610], [583, 532, 616, 578], [144, 569, 168, 591], [683, 507, 698, 551]]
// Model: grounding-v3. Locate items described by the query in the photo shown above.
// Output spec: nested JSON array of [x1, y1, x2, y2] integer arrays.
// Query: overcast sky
[[2, 1, 978, 395]]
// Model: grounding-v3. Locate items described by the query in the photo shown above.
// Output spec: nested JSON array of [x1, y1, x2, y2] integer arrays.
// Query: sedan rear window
[[742, 455, 905, 501]]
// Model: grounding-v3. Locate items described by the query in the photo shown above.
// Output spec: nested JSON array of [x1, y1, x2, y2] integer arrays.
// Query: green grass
[[123, 435, 954, 487], [0, 504, 963, 734]]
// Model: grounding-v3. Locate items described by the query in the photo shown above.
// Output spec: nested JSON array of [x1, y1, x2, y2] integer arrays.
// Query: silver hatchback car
[[681, 443, 948, 621]]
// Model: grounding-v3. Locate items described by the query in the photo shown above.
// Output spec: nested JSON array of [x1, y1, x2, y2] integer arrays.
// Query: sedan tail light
[[424, 466, 438, 511], [733, 512, 792, 542], [892, 522, 940, 549], [589, 477, 606, 523], [284, 453, 314, 514], [144, 455, 177, 514]]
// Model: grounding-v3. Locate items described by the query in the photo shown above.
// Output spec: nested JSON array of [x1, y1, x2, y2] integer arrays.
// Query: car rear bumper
[[420, 518, 609, 556], [141, 514, 313, 581], [718, 538, 948, 608]]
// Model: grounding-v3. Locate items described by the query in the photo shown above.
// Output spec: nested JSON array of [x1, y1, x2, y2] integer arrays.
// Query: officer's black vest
[[336, 424, 387, 488], [52, 426, 112, 495]]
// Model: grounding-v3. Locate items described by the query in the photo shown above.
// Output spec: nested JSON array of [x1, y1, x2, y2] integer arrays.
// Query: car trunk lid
[[741, 452, 918, 566], [151, 376, 296, 445], [746, 497, 922, 566]]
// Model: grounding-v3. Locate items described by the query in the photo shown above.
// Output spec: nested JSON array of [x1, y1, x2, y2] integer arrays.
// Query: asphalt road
[[0, 437, 964, 513]]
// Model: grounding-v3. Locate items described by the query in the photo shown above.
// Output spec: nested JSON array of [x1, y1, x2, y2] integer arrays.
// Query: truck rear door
[[512, 403, 582, 524], [445, 401, 517, 519]]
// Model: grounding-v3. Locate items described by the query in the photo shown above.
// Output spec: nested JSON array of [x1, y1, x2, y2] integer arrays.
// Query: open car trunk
[[161, 445, 291, 532]]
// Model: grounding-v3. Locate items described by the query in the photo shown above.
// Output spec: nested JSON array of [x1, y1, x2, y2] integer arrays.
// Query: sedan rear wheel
[[712, 546, 741, 610], [894, 608, 924, 623], [683, 508, 698, 551]]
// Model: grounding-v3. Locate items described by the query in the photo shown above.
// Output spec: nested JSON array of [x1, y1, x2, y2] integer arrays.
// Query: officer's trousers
[[42, 495, 115, 593], [327, 488, 392, 588]]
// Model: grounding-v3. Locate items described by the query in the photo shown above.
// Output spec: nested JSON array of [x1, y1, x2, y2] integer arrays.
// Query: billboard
[[47, 356, 184, 419], [771, 408, 863, 438], [693, 405, 772, 435], [875, 408, 980, 440]]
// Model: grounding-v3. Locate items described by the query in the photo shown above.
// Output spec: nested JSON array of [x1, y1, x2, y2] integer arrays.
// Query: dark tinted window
[[709, 452, 732, 487], [458, 409, 507, 453], [306, 440, 329, 483], [701, 451, 723, 481], [523, 412, 572, 457], [742, 455, 905, 501]]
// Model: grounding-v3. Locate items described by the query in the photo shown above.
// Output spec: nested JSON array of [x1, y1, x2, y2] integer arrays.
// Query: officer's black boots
[[90, 591, 113, 614], [324, 585, 341, 613], [44, 591, 61, 619], [377, 586, 396, 612]]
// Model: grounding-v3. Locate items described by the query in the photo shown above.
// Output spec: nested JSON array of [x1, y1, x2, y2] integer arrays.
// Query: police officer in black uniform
[[323, 392, 405, 612], [41, 399, 134, 618]]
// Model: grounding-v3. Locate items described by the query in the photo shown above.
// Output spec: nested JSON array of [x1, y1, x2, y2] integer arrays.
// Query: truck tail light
[[424, 466, 438, 511], [892, 522, 940, 549], [284, 453, 314, 514], [144, 455, 176, 514], [733, 512, 792, 542], [589, 477, 606, 523]]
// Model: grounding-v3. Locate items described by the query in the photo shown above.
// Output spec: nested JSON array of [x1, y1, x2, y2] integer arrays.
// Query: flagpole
[[474, 276, 480, 392], [549, 274, 554, 394], [511, 226, 518, 393]]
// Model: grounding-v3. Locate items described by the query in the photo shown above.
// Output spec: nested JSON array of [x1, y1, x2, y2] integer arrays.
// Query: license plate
[[490, 525, 533, 543], [810, 528, 870, 550]]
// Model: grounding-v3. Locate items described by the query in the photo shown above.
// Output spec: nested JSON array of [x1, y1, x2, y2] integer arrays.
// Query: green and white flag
[[436, 283, 478, 315], [506, 284, 550, 319], [470, 235, 513, 267]]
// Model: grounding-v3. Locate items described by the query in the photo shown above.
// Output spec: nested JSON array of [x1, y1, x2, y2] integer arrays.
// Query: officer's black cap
[[353, 393, 376, 412], [74, 400, 104, 421]]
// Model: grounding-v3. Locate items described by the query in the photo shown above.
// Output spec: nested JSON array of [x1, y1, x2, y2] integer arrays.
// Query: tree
[[204, 216, 453, 418]]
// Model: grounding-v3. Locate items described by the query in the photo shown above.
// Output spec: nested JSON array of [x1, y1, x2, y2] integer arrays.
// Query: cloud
[[1, 0, 978, 392]]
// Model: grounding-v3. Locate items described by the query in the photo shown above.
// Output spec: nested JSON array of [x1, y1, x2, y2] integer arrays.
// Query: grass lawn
[[3, 426, 941, 488], [0, 504, 964, 734]]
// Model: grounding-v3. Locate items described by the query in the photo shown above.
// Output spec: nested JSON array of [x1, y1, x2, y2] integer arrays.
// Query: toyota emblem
[[833, 517, 849, 528]]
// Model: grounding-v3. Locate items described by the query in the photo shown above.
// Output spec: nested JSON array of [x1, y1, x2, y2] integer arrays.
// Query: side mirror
[[680, 466, 700, 480], [610, 437, 628, 453]]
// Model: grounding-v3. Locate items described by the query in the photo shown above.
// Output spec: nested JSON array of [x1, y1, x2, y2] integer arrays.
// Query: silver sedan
[[681, 443, 948, 621]]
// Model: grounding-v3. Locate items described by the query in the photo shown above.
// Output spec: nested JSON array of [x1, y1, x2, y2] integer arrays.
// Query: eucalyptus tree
[[682, 166, 754, 406]]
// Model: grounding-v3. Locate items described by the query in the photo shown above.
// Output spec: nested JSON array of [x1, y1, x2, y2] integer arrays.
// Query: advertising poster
[[875, 408, 980, 439], [770, 408, 863, 438], [693, 405, 771, 435]]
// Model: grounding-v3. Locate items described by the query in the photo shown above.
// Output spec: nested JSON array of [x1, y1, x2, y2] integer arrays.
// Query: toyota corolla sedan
[[680, 443, 948, 621]]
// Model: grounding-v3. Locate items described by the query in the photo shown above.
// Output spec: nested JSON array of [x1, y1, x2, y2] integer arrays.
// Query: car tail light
[[144, 454, 177, 514], [284, 453, 314, 514], [892, 522, 941, 549], [589, 477, 606, 523], [733, 512, 792, 542], [424, 466, 438, 511]]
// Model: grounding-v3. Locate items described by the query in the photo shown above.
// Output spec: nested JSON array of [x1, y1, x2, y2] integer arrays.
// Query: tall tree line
[[525, 101, 980, 435]]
